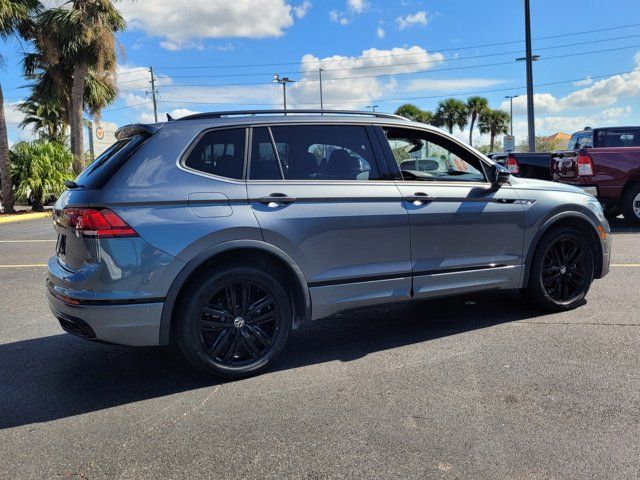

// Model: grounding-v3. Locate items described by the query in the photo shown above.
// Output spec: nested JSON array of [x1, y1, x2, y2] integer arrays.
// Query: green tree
[[518, 136, 564, 153], [18, 98, 67, 142], [433, 98, 468, 134], [33, 0, 125, 174], [10, 140, 73, 211], [394, 103, 433, 124], [0, 0, 40, 213], [478, 109, 510, 152], [466, 96, 489, 146]]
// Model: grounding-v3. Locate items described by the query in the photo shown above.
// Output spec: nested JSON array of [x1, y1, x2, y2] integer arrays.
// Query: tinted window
[[265, 125, 380, 181], [249, 127, 282, 179], [74, 135, 146, 189], [184, 128, 245, 179], [597, 129, 640, 148], [385, 128, 485, 182]]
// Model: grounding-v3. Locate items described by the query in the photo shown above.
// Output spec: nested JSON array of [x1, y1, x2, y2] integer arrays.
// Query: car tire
[[525, 227, 595, 311], [176, 265, 291, 379], [621, 183, 640, 226]]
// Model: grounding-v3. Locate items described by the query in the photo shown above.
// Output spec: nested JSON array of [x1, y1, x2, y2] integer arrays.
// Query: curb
[[0, 212, 52, 224]]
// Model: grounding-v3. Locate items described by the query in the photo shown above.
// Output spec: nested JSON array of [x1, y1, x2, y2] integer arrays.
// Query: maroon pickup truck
[[551, 126, 640, 225]]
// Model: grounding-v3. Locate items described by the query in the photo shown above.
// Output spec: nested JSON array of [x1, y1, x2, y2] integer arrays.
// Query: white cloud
[[3, 102, 25, 126], [293, 1, 312, 19], [406, 77, 505, 92], [329, 9, 349, 25], [573, 76, 593, 87], [287, 46, 444, 109], [118, 0, 295, 50], [395, 11, 428, 30], [347, 0, 366, 13], [376, 26, 385, 39]]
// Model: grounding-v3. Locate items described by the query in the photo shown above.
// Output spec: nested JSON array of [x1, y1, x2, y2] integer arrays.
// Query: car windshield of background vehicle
[[385, 129, 485, 182]]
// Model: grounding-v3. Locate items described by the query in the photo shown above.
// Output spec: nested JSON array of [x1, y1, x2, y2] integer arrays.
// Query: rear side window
[[184, 128, 245, 179], [597, 129, 640, 148], [252, 125, 379, 181]]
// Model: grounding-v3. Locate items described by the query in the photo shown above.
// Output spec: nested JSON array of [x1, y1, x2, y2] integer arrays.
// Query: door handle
[[258, 193, 297, 206], [405, 192, 435, 204]]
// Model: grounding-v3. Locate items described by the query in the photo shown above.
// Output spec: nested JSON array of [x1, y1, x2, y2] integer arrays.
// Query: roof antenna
[[166, 113, 174, 121]]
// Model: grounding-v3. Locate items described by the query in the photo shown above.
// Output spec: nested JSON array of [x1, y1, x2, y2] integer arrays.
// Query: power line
[[156, 32, 640, 81], [153, 22, 640, 70], [103, 100, 152, 112], [125, 42, 640, 91], [154, 68, 636, 109]]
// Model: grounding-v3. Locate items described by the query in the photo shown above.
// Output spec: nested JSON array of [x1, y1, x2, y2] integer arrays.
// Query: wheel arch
[[522, 211, 604, 287], [159, 240, 311, 345]]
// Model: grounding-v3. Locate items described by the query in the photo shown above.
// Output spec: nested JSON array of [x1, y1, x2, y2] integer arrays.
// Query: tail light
[[577, 154, 595, 176], [63, 208, 138, 238], [506, 154, 520, 175]]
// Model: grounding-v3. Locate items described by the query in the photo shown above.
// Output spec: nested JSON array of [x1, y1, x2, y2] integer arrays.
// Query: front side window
[[250, 125, 380, 181], [184, 128, 245, 179], [385, 128, 485, 182]]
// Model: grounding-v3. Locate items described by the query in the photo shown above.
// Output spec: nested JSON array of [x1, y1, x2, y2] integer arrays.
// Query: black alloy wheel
[[526, 227, 594, 311], [176, 266, 291, 378], [541, 237, 588, 303], [199, 280, 280, 366]]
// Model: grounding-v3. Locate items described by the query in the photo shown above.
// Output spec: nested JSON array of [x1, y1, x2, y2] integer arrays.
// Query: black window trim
[[178, 125, 249, 183], [245, 121, 390, 183], [373, 124, 492, 185]]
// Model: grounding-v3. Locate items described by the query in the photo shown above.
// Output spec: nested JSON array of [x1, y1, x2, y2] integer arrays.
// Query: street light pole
[[319, 68, 324, 113], [524, 0, 536, 152], [366, 105, 378, 112], [273, 74, 295, 114], [504, 95, 519, 136]]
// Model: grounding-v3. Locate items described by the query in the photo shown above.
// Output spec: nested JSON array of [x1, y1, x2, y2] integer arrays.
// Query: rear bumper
[[47, 292, 164, 346], [46, 256, 164, 346]]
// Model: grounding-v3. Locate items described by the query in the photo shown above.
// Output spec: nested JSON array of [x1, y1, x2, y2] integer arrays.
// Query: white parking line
[[0, 239, 56, 243]]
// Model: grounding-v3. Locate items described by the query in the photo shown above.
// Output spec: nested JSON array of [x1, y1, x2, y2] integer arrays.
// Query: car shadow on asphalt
[[0, 290, 551, 430], [608, 217, 640, 233]]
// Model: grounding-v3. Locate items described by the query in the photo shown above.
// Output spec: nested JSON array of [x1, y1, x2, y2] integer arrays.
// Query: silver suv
[[47, 110, 611, 378]]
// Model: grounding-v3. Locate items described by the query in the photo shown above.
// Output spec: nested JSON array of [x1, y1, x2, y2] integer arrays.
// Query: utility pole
[[524, 0, 536, 152], [148, 66, 158, 122], [319, 68, 324, 113], [504, 95, 519, 136]]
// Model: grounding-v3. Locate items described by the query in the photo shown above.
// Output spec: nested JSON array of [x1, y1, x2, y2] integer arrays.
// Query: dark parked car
[[551, 126, 640, 224], [493, 152, 552, 180], [47, 110, 611, 378]]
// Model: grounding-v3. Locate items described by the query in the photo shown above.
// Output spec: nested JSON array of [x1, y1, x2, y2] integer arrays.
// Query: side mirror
[[487, 163, 510, 187]]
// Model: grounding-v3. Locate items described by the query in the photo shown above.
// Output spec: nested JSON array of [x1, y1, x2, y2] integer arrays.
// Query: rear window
[[568, 132, 593, 149], [75, 135, 146, 189], [184, 128, 245, 179], [596, 129, 640, 148]]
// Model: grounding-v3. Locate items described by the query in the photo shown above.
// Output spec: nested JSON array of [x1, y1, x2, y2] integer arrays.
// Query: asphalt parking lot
[[1, 217, 639, 479]]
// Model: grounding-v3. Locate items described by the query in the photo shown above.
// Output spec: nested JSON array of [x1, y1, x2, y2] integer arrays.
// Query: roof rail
[[175, 109, 407, 121]]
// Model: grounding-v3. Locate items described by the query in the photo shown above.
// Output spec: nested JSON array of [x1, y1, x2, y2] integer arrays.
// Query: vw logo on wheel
[[233, 317, 245, 328]]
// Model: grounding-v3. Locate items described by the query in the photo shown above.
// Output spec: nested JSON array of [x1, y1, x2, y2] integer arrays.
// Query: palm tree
[[33, 1, 125, 174], [395, 103, 434, 124], [0, 0, 40, 213], [478, 109, 510, 152], [18, 97, 67, 142], [433, 98, 468, 134], [10, 140, 73, 211], [466, 96, 488, 146]]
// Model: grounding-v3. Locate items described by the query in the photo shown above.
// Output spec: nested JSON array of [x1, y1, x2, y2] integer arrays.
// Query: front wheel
[[176, 266, 291, 379], [525, 227, 595, 311]]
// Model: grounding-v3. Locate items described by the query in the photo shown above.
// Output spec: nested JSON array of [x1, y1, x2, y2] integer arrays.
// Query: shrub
[[10, 141, 73, 211]]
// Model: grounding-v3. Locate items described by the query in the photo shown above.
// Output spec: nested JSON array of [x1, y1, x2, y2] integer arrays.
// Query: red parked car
[[551, 126, 640, 225]]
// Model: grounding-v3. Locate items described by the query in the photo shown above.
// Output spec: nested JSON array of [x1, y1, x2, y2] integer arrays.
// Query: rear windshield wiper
[[64, 180, 83, 189]]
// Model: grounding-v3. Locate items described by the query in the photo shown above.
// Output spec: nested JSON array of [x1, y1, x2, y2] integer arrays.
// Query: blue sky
[[3, 0, 640, 145]]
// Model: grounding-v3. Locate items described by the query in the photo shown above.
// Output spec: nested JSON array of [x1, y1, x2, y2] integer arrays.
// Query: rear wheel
[[525, 227, 594, 311], [176, 265, 291, 379], [621, 183, 640, 226]]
